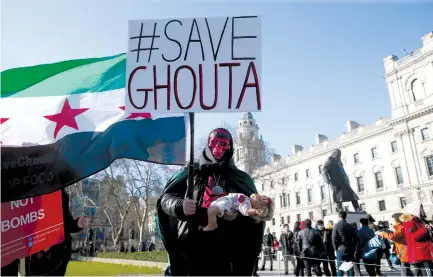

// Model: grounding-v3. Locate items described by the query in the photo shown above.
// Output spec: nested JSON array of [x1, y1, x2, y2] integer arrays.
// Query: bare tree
[[98, 163, 133, 247], [263, 141, 276, 163], [119, 159, 166, 244], [72, 161, 132, 248]]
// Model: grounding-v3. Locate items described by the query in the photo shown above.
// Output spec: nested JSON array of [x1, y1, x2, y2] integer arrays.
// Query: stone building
[[234, 112, 267, 175], [235, 32, 433, 236]]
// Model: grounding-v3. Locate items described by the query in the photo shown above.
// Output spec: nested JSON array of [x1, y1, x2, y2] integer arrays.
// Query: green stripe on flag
[[1, 53, 126, 98]]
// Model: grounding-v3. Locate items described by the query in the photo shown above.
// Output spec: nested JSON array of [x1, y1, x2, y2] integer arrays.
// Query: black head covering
[[199, 128, 234, 176]]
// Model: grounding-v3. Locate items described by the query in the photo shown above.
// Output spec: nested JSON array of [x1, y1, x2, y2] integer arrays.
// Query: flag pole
[[18, 258, 25, 276], [187, 113, 195, 199]]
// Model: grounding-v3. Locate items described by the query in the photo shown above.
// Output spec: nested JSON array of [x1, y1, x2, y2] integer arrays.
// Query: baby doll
[[203, 193, 274, 231]]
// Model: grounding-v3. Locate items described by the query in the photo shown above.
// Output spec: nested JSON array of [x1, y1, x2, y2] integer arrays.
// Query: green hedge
[[96, 251, 168, 263]]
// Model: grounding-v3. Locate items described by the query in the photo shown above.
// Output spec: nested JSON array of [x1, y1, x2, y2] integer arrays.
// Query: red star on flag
[[44, 99, 89, 139], [0, 118, 10, 144], [119, 106, 151, 119]]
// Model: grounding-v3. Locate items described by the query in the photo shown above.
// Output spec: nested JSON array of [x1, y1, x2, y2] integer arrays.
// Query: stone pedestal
[[323, 212, 367, 227]]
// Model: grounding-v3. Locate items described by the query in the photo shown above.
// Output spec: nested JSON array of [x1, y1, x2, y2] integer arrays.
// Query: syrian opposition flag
[[0, 53, 188, 202]]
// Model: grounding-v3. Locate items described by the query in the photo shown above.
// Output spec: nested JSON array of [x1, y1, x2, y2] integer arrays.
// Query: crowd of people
[[258, 203, 433, 277]]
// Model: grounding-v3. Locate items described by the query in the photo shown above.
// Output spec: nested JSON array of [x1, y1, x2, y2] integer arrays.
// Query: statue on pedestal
[[322, 148, 360, 212]]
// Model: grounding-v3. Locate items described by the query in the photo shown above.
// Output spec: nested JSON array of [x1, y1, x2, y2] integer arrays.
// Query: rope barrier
[[258, 251, 416, 275]]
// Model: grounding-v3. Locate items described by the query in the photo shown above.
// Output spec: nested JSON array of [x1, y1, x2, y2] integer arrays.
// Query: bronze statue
[[322, 149, 360, 212]]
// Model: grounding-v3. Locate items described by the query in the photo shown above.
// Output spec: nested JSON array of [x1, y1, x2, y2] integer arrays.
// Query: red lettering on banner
[[128, 62, 260, 111], [0, 191, 64, 267], [236, 61, 261, 110]]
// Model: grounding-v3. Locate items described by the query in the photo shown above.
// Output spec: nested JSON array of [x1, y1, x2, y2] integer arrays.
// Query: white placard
[[126, 16, 262, 113]]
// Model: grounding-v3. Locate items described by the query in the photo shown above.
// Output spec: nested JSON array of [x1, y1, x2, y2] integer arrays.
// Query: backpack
[[362, 235, 383, 260]]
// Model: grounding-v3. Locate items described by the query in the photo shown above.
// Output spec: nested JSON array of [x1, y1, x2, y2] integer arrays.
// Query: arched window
[[411, 79, 424, 101]]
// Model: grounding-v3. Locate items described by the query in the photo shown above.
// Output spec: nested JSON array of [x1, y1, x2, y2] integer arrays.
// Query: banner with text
[[0, 191, 64, 267], [126, 16, 262, 113]]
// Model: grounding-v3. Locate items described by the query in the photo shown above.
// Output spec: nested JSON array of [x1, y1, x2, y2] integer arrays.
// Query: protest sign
[[0, 191, 64, 267], [126, 16, 262, 113]]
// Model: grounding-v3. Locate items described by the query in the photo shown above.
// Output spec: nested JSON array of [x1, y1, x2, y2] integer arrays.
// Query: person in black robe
[[321, 149, 360, 212], [157, 128, 264, 276]]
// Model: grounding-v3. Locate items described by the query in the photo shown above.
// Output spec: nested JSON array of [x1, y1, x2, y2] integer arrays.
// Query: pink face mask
[[208, 129, 231, 160]]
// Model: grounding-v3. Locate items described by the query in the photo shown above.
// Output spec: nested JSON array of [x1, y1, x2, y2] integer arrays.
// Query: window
[[282, 193, 287, 207], [281, 177, 285, 185], [356, 176, 365, 193], [322, 209, 327, 217], [297, 214, 301, 222], [320, 186, 326, 201], [354, 153, 360, 164], [296, 192, 301, 205], [306, 169, 310, 178], [375, 172, 384, 189], [395, 167, 404, 185], [270, 181, 274, 189], [309, 212, 314, 220], [294, 173, 298, 182], [421, 128, 430, 140], [360, 203, 366, 211], [412, 79, 424, 101], [280, 216, 285, 224], [287, 215, 291, 224], [426, 156, 433, 176], [318, 165, 322, 174], [307, 189, 313, 203], [272, 218, 275, 225], [261, 183, 264, 191], [287, 194, 291, 207], [399, 197, 406, 208], [378, 200, 386, 211], [371, 147, 378, 159], [279, 195, 283, 208], [391, 141, 398, 153]]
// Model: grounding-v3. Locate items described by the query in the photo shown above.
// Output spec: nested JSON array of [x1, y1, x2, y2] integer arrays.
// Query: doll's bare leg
[[203, 206, 220, 231]]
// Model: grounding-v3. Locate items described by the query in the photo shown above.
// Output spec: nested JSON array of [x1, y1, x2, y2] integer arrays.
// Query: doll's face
[[208, 129, 231, 160], [250, 194, 269, 208]]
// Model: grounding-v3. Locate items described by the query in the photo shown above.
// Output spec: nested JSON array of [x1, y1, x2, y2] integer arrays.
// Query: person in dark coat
[[298, 219, 323, 276], [317, 220, 337, 277], [280, 224, 296, 275], [332, 211, 359, 277], [261, 228, 274, 271], [25, 189, 88, 276], [358, 218, 377, 276], [293, 221, 305, 277], [321, 149, 360, 212]]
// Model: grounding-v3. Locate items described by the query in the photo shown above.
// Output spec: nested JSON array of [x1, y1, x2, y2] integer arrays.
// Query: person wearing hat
[[376, 213, 413, 276], [316, 220, 337, 277]]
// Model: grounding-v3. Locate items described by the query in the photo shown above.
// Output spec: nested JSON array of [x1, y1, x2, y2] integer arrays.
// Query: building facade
[[234, 112, 267, 175], [235, 32, 433, 236]]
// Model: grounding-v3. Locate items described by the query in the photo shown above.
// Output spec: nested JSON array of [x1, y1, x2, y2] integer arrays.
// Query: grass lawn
[[65, 261, 162, 276]]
